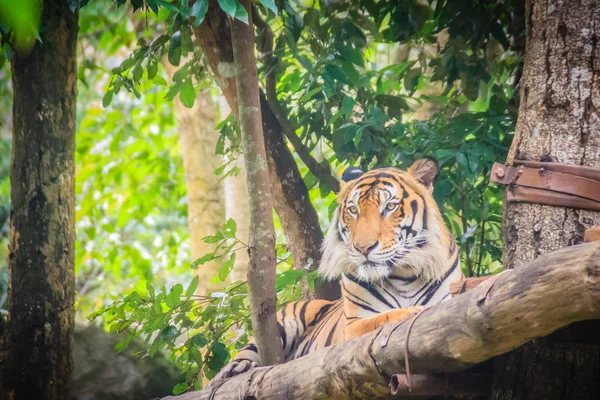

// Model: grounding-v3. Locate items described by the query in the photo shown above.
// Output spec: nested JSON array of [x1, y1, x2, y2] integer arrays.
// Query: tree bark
[[163, 59, 225, 294], [161, 242, 600, 400], [492, 1, 600, 399], [193, 1, 340, 300], [230, 0, 283, 366], [0, 1, 78, 398]]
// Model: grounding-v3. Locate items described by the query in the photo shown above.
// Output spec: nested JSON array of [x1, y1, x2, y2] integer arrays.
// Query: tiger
[[212, 157, 463, 381]]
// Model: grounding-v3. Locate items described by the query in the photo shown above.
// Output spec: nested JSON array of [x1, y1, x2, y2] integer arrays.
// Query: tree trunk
[[193, 1, 340, 300], [491, 1, 600, 399], [161, 242, 600, 400], [1, 1, 78, 398], [163, 59, 225, 294], [230, 0, 283, 366]]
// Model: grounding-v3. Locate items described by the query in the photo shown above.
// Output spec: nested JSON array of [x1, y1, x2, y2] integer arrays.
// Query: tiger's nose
[[354, 241, 379, 256]]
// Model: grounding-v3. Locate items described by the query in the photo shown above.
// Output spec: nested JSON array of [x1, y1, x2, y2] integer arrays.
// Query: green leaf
[[165, 284, 183, 309], [203, 231, 224, 243], [193, 333, 208, 347], [154, 0, 179, 12], [353, 129, 363, 147], [217, 0, 237, 16], [186, 276, 199, 297], [87, 307, 106, 321], [324, 64, 349, 84], [234, 2, 248, 23], [341, 95, 354, 115], [181, 28, 193, 54], [120, 57, 135, 71], [146, 282, 156, 298], [172, 382, 188, 395], [179, 80, 196, 108], [191, 0, 209, 27], [329, 110, 343, 126], [224, 218, 237, 237], [259, 0, 278, 13], [339, 61, 360, 85], [192, 253, 214, 269], [168, 32, 182, 66], [191, 349, 203, 367], [328, 199, 339, 219], [115, 336, 132, 351], [299, 87, 322, 103], [213, 164, 226, 176], [146, 0, 159, 14], [161, 325, 179, 340], [147, 58, 158, 79], [218, 253, 236, 282], [275, 269, 304, 291], [132, 62, 143, 82], [303, 170, 318, 190], [207, 342, 230, 371], [342, 124, 360, 143], [102, 89, 113, 108]]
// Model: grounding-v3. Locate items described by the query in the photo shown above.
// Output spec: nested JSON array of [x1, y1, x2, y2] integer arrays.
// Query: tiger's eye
[[386, 203, 397, 211], [348, 205, 358, 214]]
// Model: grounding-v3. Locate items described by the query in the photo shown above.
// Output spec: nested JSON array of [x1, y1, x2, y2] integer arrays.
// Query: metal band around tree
[[490, 161, 600, 212]]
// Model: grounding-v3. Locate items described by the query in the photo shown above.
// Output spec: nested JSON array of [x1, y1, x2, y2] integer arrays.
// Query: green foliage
[[92, 218, 312, 387], [100, 0, 277, 110], [74, 1, 190, 319]]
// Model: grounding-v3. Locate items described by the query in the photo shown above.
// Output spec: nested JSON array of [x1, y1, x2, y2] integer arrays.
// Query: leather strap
[[490, 161, 600, 211]]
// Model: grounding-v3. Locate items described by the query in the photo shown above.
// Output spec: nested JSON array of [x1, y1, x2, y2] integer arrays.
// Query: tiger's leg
[[210, 299, 336, 382], [344, 306, 425, 340]]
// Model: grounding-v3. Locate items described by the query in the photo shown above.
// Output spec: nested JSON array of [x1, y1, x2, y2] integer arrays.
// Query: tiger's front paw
[[386, 306, 428, 324], [208, 360, 259, 386]]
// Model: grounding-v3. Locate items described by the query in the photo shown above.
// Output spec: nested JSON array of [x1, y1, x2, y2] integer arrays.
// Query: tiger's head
[[319, 158, 453, 283]]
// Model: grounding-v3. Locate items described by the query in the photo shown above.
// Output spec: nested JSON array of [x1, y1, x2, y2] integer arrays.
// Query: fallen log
[[164, 242, 600, 400]]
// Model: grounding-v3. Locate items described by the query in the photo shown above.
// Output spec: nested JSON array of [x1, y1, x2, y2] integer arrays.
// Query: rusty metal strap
[[490, 161, 600, 211]]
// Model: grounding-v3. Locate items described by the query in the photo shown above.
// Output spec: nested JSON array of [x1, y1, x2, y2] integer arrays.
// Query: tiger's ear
[[341, 167, 364, 183], [408, 157, 439, 192], [338, 166, 364, 199]]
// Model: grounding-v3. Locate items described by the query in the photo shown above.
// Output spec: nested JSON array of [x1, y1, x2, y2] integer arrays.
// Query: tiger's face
[[320, 158, 451, 282]]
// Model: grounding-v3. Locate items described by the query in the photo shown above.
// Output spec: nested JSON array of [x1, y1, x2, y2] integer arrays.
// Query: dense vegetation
[[0, 0, 524, 394]]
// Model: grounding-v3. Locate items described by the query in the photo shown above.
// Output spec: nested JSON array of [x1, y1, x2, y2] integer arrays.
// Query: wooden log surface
[[164, 242, 600, 400]]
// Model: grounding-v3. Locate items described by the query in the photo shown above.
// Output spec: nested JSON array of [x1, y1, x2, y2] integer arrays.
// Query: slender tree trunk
[[491, 1, 600, 399], [163, 59, 225, 294], [193, 1, 340, 300], [1, 1, 78, 398], [230, 0, 283, 365]]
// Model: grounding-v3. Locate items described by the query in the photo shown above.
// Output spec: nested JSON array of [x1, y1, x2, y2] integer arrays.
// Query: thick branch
[[164, 242, 600, 399]]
